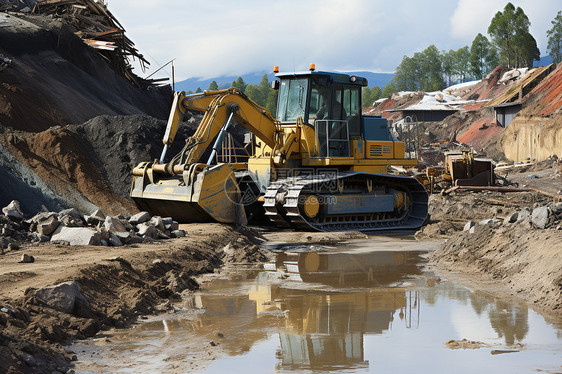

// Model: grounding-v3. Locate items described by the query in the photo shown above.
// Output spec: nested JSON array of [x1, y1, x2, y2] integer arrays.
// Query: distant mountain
[[175, 70, 394, 92], [534, 55, 553, 67]]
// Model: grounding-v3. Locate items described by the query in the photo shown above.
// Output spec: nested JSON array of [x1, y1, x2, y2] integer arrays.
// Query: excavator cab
[[274, 70, 368, 158]]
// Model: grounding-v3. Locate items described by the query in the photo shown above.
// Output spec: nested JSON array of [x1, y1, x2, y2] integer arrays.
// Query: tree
[[442, 49, 456, 86], [381, 81, 397, 98], [488, 3, 536, 68], [454, 46, 471, 82], [232, 76, 247, 92], [208, 81, 218, 90], [393, 55, 420, 91], [470, 33, 497, 79], [244, 84, 260, 103], [265, 90, 278, 117], [257, 74, 271, 105], [547, 10, 562, 63], [195, 87, 203, 93], [362, 86, 382, 108], [419, 45, 444, 91]]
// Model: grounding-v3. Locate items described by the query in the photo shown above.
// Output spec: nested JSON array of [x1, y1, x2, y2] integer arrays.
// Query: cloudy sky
[[107, 0, 559, 81]]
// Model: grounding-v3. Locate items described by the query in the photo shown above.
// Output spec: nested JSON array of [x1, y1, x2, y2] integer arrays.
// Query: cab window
[[277, 78, 308, 122]]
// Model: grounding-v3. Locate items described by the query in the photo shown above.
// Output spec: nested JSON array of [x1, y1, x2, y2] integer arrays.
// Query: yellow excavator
[[130, 66, 428, 231]]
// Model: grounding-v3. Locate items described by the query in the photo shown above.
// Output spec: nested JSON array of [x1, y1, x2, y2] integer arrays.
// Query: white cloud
[[107, 0, 560, 81]]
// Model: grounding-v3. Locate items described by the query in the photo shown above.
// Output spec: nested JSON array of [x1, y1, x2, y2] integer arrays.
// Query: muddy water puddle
[[73, 237, 562, 373]]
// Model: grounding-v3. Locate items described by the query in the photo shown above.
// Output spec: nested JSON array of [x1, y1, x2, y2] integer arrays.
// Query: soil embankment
[[0, 224, 271, 374], [419, 187, 562, 319]]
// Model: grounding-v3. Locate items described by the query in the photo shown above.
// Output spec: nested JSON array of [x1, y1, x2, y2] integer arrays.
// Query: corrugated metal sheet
[[485, 64, 556, 108]]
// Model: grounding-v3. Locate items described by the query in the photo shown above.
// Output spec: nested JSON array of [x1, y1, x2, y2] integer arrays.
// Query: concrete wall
[[502, 114, 562, 162]]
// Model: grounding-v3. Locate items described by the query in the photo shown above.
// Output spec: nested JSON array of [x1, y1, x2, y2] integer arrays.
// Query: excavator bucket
[[130, 163, 247, 225]]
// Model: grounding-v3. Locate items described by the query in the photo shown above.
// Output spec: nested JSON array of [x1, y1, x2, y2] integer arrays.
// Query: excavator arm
[[158, 88, 280, 172]]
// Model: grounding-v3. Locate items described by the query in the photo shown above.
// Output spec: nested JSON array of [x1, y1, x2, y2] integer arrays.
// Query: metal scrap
[[0, 0, 164, 88]]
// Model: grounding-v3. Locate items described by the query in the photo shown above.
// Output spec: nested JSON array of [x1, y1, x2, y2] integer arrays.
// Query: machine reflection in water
[[186, 250, 426, 372]]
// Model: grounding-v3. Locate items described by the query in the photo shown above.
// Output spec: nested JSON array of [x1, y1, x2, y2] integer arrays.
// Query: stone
[[463, 221, 476, 232], [516, 208, 531, 222], [19, 254, 34, 263], [504, 212, 518, 224], [129, 211, 151, 225], [478, 219, 494, 226], [108, 233, 123, 247], [137, 223, 157, 239], [531, 206, 549, 229], [29, 211, 58, 223], [551, 202, 562, 215], [171, 230, 186, 238], [100, 239, 109, 246], [37, 216, 60, 236], [163, 218, 179, 231], [58, 208, 82, 220], [149, 216, 165, 231], [2, 200, 24, 221], [33, 281, 90, 315], [104, 216, 127, 233], [50, 226, 103, 246], [85, 209, 105, 226], [114, 231, 131, 244]]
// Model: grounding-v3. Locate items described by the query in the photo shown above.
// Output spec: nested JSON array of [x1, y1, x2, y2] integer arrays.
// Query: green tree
[[232, 76, 247, 92], [547, 11, 562, 63], [381, 81, 397, 98], [265, 90, 278, 117], [442, 49, 456, 86], [470, 33, 494, 79], [394, 55, 420, 91], [257, 74, 271, 106], [244, 84, 260, 103], [362, 86, 382, 108], [195, 87, 203, 93], [419, 45, 444, 91], [208, 80, 218, 90], [488, 3, 536, 68], [454, 46, 471, 82]]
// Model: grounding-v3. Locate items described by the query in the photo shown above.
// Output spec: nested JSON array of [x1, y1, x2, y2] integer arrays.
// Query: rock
[[108, 233, 122, 246], [478, 219, 494, 226], [149, 216, 165, 231], [58, 208, 82, 220], [171, 230, 185, 238], [129, 211, 151, 225], [531, 207, 549, 229], [50, 226, 103, 246], [37, 216, 61, 236], [104, 216, 127, 233], [85, 209, 105, 226], [8, 242, 19, 251], [162, 217, 178, 231], [551, 202, 562, 215], [0, 237, 11, 251], [463, 221, 476, 232], [100, 239, 109, 246], [504, 212, 518, 224], [516, 208, 531, 222], [18, 254, 34, 263], [2, 200, 24, 221], [30, 232, 50, 243], [33, 281, 90, 315], [157, 229, 170, 239], [525, 174, 539, 179], [113, 231, 131, 244], [29, 211, 58, 223], [137, 223, 157, 238]]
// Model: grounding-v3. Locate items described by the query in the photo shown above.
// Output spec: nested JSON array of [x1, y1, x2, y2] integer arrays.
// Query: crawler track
[[263, 172, 428, 232]]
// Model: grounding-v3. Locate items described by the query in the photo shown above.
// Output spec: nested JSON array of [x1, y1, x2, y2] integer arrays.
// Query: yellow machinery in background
[[130, 66, 428, 231]]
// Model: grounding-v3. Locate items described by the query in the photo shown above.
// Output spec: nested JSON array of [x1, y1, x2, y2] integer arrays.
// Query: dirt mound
[[0, 114, 198, 216], [0, 13, 171, 133], [432, 224, 562, 314]]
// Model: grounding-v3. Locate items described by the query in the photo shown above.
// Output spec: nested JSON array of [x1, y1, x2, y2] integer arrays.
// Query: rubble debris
[[22, 0, 157, 88], [0, 200, 185, 251]]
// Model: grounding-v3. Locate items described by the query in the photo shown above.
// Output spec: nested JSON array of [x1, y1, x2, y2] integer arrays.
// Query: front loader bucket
[[130, 163, 247, 225]]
